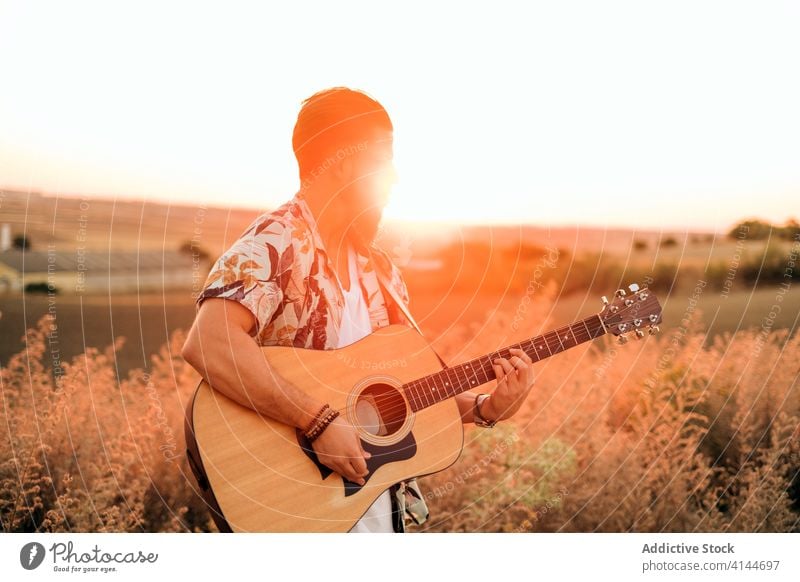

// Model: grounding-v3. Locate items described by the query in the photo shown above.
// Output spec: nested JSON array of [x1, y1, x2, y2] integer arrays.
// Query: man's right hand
[[310, 415, 372, 485]]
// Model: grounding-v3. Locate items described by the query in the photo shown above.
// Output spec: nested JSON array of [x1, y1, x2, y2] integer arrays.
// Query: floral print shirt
[[196, 191, 429, 531]]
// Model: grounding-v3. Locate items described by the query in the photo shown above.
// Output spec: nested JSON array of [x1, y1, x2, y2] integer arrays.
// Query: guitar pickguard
[[296, 429, 417, 496]]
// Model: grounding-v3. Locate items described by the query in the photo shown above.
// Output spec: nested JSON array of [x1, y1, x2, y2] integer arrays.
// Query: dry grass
[[0, 314, 211, 532], [414, 288, 800, 532], [1, 297, 798, 532]]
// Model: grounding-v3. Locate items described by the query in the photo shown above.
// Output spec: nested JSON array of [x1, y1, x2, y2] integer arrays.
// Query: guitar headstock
[[599, 283, 663, 344]]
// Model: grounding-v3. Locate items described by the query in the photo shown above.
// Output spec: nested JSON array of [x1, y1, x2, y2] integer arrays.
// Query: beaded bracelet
[[303, 403, 330, 435], [306, 408, 339, 442], [306, 408, 340, 443]]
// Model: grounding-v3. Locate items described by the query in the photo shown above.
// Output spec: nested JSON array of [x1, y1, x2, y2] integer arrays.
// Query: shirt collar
[[292, 190, 330, 258], [292, 190, 377, 267]]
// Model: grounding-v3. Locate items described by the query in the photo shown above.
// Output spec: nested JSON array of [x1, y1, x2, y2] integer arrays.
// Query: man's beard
[[347, 205, 382, 249]]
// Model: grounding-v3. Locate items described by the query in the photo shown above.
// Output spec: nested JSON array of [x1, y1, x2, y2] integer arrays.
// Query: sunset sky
[[1, 1, 798, 231]]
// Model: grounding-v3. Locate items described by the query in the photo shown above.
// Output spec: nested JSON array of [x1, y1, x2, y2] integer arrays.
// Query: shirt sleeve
[[196, 217, 291, 338]]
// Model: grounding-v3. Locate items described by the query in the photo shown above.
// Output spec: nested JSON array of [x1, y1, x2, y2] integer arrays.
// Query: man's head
[[292, 87, 396, 247]]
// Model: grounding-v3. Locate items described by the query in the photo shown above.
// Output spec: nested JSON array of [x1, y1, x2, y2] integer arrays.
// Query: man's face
[[343, 129, 397, 247]]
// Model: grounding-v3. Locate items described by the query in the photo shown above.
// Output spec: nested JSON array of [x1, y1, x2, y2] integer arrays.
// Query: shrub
[[660, 236, 679, 248], [24, 282, 57, 294]]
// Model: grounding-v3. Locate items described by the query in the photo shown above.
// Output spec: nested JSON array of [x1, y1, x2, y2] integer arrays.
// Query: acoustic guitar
[[185, 283, 663, 532]]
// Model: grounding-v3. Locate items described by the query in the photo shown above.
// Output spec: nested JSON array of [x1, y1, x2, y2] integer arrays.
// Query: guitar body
[[189, 324, 464, 532]]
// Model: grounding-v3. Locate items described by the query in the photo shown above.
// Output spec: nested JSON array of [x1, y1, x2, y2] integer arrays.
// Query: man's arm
[[181, 297, 372, 485], [456, 392, 480, 424], [182, 297, 323, 429]]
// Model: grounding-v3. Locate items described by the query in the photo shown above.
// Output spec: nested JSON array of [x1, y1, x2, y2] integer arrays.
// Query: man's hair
[[292, 87, 392, 181]]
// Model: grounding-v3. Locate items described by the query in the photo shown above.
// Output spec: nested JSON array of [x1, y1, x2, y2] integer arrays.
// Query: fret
[[411, 380, 423, 411], [522, 340, 538, 363], [416, 379, 427, 408], [429, 372, 440, 404], [422, 374, 435, 407], [569, 324, 580, 346], [545, 331, 560, 355], [425, 374, 439, 404], [454, 367, 466, 395], [479, 357, 493, 383], [448, 368, 459, 398], [441, 369, 454, 400], [402, 384, 412, 410], [564, 330, 573, 350], [595, 316, 606, 338], [405, 381, 418, 412], [587, 315, 603, 339], [445, 369, 458, 397], [460, 360, 476, 390], [403, 382, 413, 411], [441, 367, 455, 399], [435, 373, 446, 403], [403, 315, 607, 412], [429, 373, 441, 405], [581, 319, 593, 341], [485, 351, 499, 378], [538, 336, 553, 358], [555, 329, 568, 351], [524, 338, 542, 363]]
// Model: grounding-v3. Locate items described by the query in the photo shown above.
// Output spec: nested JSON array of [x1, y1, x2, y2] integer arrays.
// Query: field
[[1, 286, 797, 379], [1, 276, 798, 533], [1, 192, 798, 532]]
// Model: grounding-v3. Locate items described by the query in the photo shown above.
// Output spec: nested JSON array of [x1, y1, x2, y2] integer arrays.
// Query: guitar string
[[330, 294, 658, 422], [331, 317, 607, 421]]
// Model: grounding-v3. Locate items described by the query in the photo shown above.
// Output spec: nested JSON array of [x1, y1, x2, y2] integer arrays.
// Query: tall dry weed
[[1, 297, 797, 532], [415, 288, 799, 532], [1, 314, 213, 532]]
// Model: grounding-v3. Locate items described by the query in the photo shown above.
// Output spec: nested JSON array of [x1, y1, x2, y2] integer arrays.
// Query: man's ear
[[332, 151, 356, 183]]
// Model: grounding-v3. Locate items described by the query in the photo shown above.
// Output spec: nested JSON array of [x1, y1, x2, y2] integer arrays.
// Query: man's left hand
[[484, 347, 535, 422]]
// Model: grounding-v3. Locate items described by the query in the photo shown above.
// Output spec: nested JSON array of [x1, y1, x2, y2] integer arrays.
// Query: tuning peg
[[601, 295, 609, 306], [635, 329, 645, 339], [649, 326, 660, 335], [628, 283, 640, 293], [618, 335, 628, 345], [615, 288, 627, 298]]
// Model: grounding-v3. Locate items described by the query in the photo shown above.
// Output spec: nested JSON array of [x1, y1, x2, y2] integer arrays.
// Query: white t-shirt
[[335, 244, 395, 533]]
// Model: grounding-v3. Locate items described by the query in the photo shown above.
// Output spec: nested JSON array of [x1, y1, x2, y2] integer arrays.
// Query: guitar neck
[[403, 314, 607, 412]]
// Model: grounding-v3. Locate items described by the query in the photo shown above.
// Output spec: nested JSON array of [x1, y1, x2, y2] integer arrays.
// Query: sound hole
[[355, 383, 407, 437]]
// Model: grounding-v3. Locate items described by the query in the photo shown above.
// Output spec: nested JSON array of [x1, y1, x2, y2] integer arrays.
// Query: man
[[181, 87, 535, 533]]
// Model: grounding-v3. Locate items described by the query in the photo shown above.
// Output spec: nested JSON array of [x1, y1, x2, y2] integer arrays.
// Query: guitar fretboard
[[402, 314, 606, 412]]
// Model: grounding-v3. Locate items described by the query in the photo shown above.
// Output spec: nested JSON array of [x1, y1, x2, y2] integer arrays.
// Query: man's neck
[[299, 187, 355, 259]]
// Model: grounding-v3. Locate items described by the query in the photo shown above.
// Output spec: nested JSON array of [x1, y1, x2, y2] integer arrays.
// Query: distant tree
[[780, 218, 800, 241], [728, 218, 800, 241], [727, 219, 772, 241], [25, 281, 56, 294], [12, 235, 30, 250], [179, 240, 210, 262], [741, 241, 791, 284], [633, 239, 648, 251], [660, 237, 678, 248]]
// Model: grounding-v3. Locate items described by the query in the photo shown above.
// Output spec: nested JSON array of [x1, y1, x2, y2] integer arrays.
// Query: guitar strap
[[370, 249, 448, 370]]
